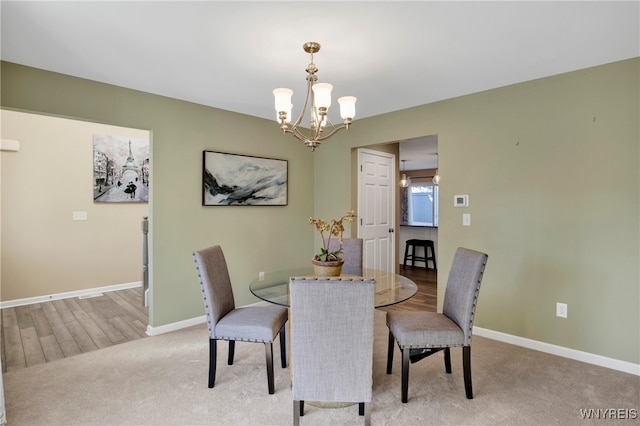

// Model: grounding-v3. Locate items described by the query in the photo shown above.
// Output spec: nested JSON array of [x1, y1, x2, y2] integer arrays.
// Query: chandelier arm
[[310, 123, 348, 142], [289, 122, 348, 144], [290, 77, 314, 129], [289, 127, 316, 143], [313, 119, 322, 141], [289, 131, 312, 144], [289, 129, 321, 151]]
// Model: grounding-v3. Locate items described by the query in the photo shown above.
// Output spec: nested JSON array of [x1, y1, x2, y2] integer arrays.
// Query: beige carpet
[[3, 311, 638, 425]]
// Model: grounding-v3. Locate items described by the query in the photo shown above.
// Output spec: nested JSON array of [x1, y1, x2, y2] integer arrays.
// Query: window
[[407, 182, 438, 226]]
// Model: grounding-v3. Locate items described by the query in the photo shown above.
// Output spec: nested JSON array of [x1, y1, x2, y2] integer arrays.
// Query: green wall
[[315, 58, 639, 365], [2, 58, 638, 365], [1, 62, 315, 328]]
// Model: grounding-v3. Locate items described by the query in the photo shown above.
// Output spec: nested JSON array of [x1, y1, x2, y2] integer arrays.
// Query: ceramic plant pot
[[311, 258, 345, 277]]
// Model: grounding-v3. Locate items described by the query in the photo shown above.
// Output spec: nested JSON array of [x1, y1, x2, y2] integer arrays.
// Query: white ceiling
[[1, 1, 638, 169], [399, 134, 438, 170]]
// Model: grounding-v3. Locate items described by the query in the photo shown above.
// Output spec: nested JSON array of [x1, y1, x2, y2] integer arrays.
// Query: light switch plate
[[556, 302, 568, 318], [72, 211, 88, 221], [463, 213, 471, 226]]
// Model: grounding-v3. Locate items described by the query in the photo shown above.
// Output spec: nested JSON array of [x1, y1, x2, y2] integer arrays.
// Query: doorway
[[357, 135, 439, 272], [398, 135, 439, 270], [357, 148, 395, 272], [0, 110, 150, 370]]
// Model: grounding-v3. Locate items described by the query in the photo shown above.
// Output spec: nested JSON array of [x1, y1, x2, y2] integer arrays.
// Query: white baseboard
[[27, 289, 630, 377], [144, 300, 268, 336], [146, 315, 206, 336], [0, 281, 142, 309], [474, 326, 640, 376]]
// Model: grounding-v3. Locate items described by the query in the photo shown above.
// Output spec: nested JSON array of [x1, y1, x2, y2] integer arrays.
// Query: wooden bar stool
[[402, 239, 437, 271]]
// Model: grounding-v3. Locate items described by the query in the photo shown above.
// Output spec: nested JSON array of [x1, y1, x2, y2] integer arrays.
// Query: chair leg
[[444, 347, 452, 373], [463, 345, 473, 399], [227, 340, 235, 365], [208, 338, 217, 388], [411, 244, 416, 268], [300, 400, 304, 416], [430, 243, 437, 270], [279, 324, 287, 368], [403, 243, 409, 269], [265, 343, 275, 394], [359, 402, 371, 425], [293, 400, 301, 426], [363, 402, 371, 426], [386, 331, 395, 374], [401, 347, 410, 403]]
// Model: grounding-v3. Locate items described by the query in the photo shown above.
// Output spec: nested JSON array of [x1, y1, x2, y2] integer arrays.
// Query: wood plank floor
[[1, 267, 433, 373], [1, 288, 148, 373], [384, 264, 438, 313]]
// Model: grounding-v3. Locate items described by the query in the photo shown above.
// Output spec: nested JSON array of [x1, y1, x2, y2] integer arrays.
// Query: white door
[[357, 148, 395, 272]]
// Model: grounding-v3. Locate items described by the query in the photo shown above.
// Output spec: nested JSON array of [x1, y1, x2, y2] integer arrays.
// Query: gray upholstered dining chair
[[290, 276, 376, 425], [326, 237, 363, 268], [193, 245, 288, 394], [386, 247, 488, 403]]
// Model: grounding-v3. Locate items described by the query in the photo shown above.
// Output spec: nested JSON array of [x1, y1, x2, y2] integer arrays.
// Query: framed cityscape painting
[[203, 151, 288, 206], [93, 134, 149, 203]]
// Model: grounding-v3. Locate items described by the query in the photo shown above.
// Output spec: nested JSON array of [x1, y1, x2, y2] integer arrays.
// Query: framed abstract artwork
[[202, 151, 288, 206]]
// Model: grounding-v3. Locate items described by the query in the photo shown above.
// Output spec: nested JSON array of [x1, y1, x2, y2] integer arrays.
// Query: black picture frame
[[202, 151, 288, 206]]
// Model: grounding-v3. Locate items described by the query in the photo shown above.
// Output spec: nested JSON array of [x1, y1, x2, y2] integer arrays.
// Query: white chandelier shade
[[273, 42, 356, 151]]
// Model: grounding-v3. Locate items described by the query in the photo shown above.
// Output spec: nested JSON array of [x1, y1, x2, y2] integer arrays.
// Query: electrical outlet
[[556, 302, 568, 318], [259, 271, 265, 280]]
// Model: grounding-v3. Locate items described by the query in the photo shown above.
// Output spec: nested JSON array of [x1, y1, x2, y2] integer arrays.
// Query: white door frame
[[356, 148, 396, 272]]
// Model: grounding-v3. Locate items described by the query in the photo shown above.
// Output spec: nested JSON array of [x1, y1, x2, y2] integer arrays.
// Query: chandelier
[[273, 42, 357, 151]]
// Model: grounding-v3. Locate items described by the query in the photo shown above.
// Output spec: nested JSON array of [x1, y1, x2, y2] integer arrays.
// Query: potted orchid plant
[[308, 210, 356, 275]]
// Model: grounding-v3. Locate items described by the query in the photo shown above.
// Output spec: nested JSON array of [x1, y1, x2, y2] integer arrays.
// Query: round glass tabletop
[[249, 266, 418, 308]]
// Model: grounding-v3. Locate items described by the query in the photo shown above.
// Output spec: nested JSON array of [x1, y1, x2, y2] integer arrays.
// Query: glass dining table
[[250, 265, 417, 409], [249, 265, 418, 308]]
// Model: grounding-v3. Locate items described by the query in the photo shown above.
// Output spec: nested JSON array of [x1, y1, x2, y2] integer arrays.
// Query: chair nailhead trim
[[291, 276, 374, 282]]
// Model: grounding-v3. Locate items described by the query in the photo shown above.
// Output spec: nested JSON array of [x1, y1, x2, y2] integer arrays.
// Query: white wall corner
[[146, 315, 206, 336]]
